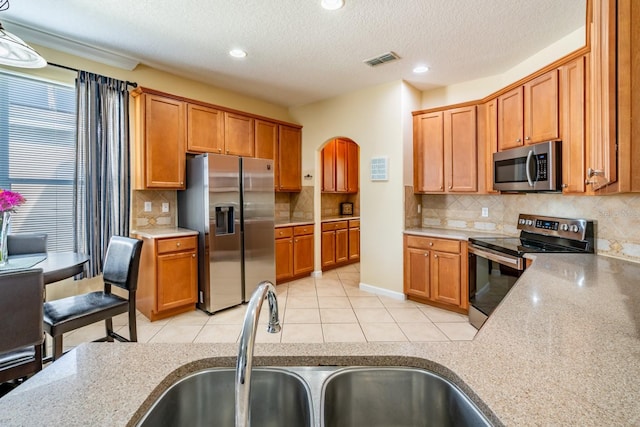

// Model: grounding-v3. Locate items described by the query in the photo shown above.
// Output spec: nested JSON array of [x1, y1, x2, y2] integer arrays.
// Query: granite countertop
[[131, 227, 198, 239], [404, 226, 509, 240], [275, 220, 314, 228], [1, 254, 639, 426], [321, 215, 360, 222]]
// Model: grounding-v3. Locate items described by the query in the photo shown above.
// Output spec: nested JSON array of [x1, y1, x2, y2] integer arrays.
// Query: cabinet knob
[[448, 185, 452, 190], [525, 136, 530, 141], [295, 239, 298, 243], [192, 254, 196, 258], [176, 242, 181, 247], [218, 148, 222, 152], [434, 254, 438, 258], [516, 138, 521, 143], [440, 186, 443, 190], [226, 150, 229, 154], [561, 183, 568, 189], [424, 253, 428, 257], [429, 242, 433, 246]]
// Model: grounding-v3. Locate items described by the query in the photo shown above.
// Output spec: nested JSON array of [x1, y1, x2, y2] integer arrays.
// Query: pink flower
[[0, 189, 26, 213]]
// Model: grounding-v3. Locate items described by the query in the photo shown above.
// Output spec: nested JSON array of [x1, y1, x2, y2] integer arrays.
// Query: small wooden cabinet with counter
[[133, 231, 198, 321], [275, 224, 314, 283], [403, 233, 468, 313], [321, 218, 360, 270]]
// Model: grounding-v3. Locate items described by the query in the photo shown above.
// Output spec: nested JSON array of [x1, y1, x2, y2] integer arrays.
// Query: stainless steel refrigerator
[[178, 153, 275, 313]]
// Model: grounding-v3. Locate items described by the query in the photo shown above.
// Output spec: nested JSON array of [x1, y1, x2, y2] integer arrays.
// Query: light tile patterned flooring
[[55, 263, 477, 353]]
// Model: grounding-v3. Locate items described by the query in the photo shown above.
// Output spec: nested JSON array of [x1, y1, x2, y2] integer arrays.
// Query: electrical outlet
[[481, 207, 489, 217], [162, 202, 169, 213], [144, 201, 152, 212], [417, 204, 421, 214]]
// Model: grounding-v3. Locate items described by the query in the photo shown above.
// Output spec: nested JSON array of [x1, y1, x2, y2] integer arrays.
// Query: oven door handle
[[469, 245, 524, 270]]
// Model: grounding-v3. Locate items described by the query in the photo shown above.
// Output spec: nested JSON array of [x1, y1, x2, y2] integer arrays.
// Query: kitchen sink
[[136, 367, 313, 427], [321, 367, 492, 427]]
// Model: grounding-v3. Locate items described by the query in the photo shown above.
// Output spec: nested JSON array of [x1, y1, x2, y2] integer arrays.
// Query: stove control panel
[[517, 214, 590, 241]]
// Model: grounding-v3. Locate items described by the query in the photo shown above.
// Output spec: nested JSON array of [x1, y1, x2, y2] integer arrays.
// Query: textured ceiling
[[1, 0, 586, 107]]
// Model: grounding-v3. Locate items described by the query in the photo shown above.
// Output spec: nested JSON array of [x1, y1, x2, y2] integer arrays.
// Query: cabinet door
[[444, 106, 477, 192], [524, 69, 559, 144], [255, 120, 277, 160], [293, 234, 314, 275], [277, 125, 302, 191], [404, 247, 430, 299], [157, 251, 197, 311], [335, 139, 348, 192], [335, 228, 349, 264], [275, 237, 293, 281], [321, 139, 336, 192], [187, 103, 224, 153], [321, 230, 336, 268], [144, 94, 186, 188], [347, 141, 359, 193], [348, 226, 360, 261], [225, 112, 255, 157], [414, 111, 444, 192], [430, 251, 461, 306], [560, 56, 586, 193], [498, 87, 524, 151]]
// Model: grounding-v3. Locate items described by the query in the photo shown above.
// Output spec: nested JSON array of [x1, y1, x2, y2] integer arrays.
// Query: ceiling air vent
[[363, 51, 400, 67]]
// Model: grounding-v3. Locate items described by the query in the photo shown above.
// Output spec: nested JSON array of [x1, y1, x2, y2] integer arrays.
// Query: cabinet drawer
[[405, 235, 460, 253], [157, 236, 197, 254], [322, 221, 348, 231], [275, 227, 293, 239], [349, 219, 360, 228], [294, 225, 313, 236]]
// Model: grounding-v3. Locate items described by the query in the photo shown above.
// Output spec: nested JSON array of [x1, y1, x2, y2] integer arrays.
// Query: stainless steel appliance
[[493, 140, 562, 192], [468, 214, 594, 329], [178, 154, 275, 313]]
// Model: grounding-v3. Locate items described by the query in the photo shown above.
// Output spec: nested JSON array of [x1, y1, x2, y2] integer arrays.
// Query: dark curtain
[[74, 71, 130, 278]]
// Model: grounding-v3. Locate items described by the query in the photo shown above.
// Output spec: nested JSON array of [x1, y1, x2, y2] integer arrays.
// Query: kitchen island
[[0, 253, 639, 426]]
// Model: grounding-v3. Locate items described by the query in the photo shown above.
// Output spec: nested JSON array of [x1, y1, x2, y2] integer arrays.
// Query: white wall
[[421, 26, 586, 109], [290, 81, 408, 293]]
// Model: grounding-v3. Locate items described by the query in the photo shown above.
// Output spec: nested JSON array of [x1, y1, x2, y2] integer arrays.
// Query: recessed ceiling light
[[413, 65, 430, 74], [229, 49, 247, 58], [321, 0, 344, 10]]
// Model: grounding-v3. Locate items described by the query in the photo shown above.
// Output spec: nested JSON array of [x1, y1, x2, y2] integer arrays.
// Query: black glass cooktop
[[469, 236, 584, 257]]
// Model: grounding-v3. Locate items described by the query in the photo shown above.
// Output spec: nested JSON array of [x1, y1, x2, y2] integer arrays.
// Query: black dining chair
[[43, 236, 143, 361], [0, 269, 45, 385], [7, 233, 48, 255]]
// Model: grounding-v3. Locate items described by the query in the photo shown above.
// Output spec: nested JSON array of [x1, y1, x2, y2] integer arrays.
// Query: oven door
[[468, 245, 525, 329]]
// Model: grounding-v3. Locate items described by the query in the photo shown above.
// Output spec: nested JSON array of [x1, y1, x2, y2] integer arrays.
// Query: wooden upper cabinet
[[414, 107, 476, 194], [483, 98, 499, 193], [277, 125, 302, 192], [224, 112, 254, 157], [560, 55, 587, 194], [186, 103, 225, 154], [444, 106, 477, 192], [498, 70, 559, 151], [321, 138, 359, 193], [322, 140, 336, 192], [497, 87, 524, 151], [254, 119, 277, 160], [413, 111, 445, 192], [524, 69, 559, 144], [133, 91, 186, 189]]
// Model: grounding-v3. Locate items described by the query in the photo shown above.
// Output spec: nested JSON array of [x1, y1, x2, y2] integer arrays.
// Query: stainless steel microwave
[[493, 140, 562, 192]]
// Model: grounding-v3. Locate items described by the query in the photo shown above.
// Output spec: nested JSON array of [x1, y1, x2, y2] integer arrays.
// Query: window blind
[[0, 71, 76, 252]]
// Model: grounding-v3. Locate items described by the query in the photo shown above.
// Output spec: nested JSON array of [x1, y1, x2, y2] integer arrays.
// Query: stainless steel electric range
[[467, 214, 595, 329]]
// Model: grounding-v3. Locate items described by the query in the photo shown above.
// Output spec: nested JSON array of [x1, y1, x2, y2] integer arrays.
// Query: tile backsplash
[[409, 187, 640, 262], [321, 192, 360, 217], [132, 190, 177, 229]]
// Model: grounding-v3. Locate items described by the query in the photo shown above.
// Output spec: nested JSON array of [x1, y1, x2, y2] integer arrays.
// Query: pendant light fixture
[[0, 1, 47, 68]]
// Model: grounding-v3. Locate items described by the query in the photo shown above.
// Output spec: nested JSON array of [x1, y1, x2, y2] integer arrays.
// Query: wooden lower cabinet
[[135, 234, 198, 321], [403, 234, 468, 313], [321, 219, 360, 271], [275, 225, 314, 284]]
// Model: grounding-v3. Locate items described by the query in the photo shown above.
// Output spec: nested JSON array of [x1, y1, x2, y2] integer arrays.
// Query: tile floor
[[53, 263, 477, 354]]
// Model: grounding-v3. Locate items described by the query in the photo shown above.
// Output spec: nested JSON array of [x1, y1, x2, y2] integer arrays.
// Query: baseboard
[[359, 282, 406, 300]]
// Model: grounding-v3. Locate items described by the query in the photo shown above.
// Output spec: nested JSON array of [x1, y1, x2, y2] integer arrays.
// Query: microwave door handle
[[525, 150, 535, 187]]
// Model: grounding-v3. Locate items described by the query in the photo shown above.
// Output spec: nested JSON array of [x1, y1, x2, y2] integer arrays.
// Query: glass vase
[[0, 211, 10, 266]]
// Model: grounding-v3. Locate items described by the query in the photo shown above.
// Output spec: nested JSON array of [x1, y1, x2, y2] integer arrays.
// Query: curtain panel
[[74, 71, 130, 278]]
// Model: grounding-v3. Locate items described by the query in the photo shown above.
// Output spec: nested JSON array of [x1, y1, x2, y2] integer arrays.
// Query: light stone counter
[[1, 254, 639, 426], [404, 227, 508, 240], [275, 220, 314, 228], [131, 227, 198, 239]]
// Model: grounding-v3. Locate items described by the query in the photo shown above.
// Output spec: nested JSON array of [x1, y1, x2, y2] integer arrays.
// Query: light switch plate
[[162, 202, 169, 213], [144, 201, 152, 212]]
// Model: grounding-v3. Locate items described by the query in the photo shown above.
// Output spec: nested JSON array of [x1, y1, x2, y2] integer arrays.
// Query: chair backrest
[[0, 269, 44, 354], [7, 233, 48, 255], [102, 236, 143, 292]]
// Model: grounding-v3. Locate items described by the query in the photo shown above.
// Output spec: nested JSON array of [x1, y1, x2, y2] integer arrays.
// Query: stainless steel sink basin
[[321, 367, 492, 427], [137, 367, 313, 427]]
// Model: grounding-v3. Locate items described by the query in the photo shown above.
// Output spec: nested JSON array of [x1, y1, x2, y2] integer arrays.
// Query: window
[[0, 71, 76, 251]]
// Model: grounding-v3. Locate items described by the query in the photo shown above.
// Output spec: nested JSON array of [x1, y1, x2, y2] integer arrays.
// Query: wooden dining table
[[1, 252, 90, 284]]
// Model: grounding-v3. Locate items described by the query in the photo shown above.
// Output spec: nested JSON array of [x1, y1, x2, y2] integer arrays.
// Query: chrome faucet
[[235, 281, 281, 427]]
